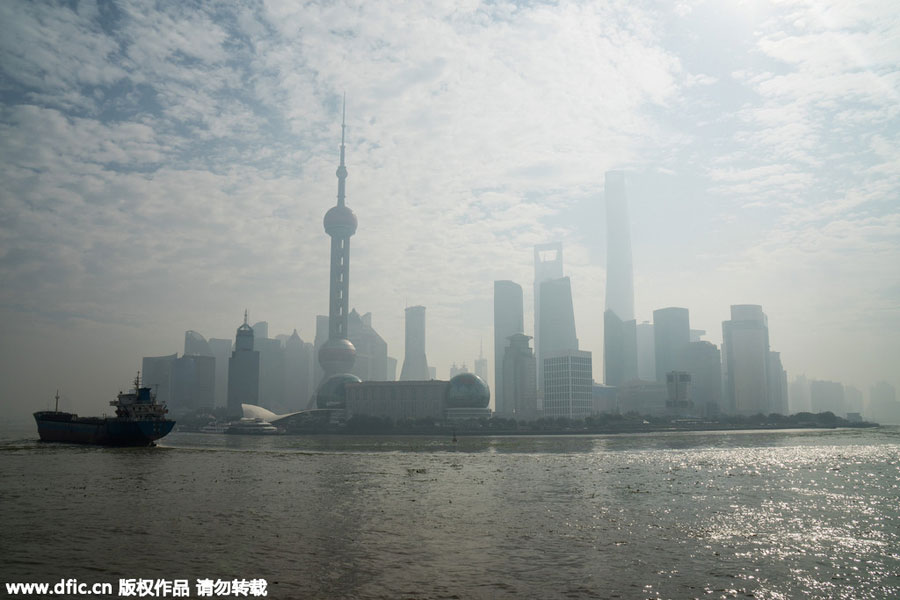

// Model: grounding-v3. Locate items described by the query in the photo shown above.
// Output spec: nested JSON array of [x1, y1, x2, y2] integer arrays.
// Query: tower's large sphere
[[445, 373, 491, 409], [316, 373, 361, 409], [318, 337, 357, 375], [324, 205, 358, 237]]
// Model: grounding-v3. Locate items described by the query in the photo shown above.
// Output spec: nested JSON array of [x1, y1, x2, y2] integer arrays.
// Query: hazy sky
[[1, 0, 897, 417]]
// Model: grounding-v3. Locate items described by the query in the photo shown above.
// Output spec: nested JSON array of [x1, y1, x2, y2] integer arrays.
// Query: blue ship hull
[[34, 412, 175, 446]]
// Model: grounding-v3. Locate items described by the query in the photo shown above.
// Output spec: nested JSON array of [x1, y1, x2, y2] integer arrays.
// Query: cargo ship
[[34, 374, 175, 446]]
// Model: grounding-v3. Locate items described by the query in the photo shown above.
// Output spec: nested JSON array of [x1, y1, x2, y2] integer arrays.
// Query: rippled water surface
[[2, 427, 898, 599]]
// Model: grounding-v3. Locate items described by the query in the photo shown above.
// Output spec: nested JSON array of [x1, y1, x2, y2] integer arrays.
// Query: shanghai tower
[[603, 171, 637, 385], [318, 98, 357, 379]]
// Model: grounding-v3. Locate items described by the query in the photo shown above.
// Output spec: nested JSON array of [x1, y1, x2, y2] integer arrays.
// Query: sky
[[1, 0, 898, 418]]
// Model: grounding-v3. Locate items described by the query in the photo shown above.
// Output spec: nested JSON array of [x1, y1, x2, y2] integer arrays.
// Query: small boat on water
[[199, 421, 229, 434], [34, 374, 175, 446], [225, 417, 280, 435]]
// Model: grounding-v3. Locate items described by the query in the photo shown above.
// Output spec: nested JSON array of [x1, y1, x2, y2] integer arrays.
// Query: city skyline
[[2, 1, 898, 418]]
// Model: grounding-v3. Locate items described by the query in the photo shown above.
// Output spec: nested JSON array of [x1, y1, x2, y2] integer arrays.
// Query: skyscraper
[[683, 340, 722, 416], [603, 310, 637, 386], [474, 343, 488, 384], [534, 242, 563, 390], [602, 171, 637, 389], [227, 311, 259, 418], [400, 305, 429, 380], [347, 309, 389, 382], [722, 304, 770, 415], [494, 280, 524, 415], [542, 349, 593, 419], [318, 98, 357, 381], [501, 333, 537, 419], [653, 307, 690, 382], [538, 277, 578, 360]]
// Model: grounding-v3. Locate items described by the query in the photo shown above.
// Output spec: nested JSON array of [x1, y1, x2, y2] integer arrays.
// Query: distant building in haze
[[474, 345, 488, 384], [184, 330, 213, 357], [722, 305, 771, 415], [665, 371, 693, 416], [501, 333, 538, 419], [208, 338, 232, 408], [449, 363, 468, 378], [400, 306, 430, 381], [284, 329, 314, 411], [227, 311, 259, 418], [810, 380, 845, 415], [604, 171, 634, 322], [254, 330, 285, 413], [653, 307, 690, 382], [172, 354, 215, 414], [142, 353, 177, 409], [603, 310, 637, 386], [494, 280, 525, 415], [534, 242, 564, 391], [869, 381, 900, 424], [767, 351, 788, 415], [538, 277, 578, 360], [348, 309, 390, 382], [635, 321, 655, 381], [542, 349, 592, 420], [616, 379, 667, 416], [683, 341, 722, 416]]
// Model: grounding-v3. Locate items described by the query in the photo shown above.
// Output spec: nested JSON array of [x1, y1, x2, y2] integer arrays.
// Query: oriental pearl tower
[[318, 97, 358, 381]]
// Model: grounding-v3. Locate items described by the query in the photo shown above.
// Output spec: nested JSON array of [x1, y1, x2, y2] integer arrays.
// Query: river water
[[1, 426, 898, 599]]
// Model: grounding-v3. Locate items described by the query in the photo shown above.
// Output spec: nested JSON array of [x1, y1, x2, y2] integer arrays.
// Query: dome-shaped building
[[445, 373, 492, 420], [316, 373, 362, 410]]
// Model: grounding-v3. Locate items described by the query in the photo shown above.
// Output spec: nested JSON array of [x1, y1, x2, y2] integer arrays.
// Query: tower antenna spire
[[336, 93, 348, 207]]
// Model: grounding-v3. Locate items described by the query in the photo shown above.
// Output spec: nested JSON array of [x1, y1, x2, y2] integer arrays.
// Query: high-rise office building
[[683, 341, 722, 416], [501, 333, 538, 419], [722, 305, 771, 415], [318, 99, 357, 381], [542, 349, 593, 419], [494, 280, 524, 415], [538, 277, 578, 359], [400, 305, 429, 380], [142, 353, 177, 409], [208, 338, 232, 408], [172, 354, 215, 414], [284, 329, 314, 412], [227, 311, 259, 418], [604, 171, 634, 322], [869, 382, 900, 424], [603, 310, 637, 386], [348, 309, 389, 382], [254, 328, 285, 412], [474, 344, 488, 384], [602, 171, 637, 389], [184, 330, 213, 357], [635, 321, 655, 381], [767, 351, 788, 415], [449, 363, 468, 378], [534, 242, 563, 390], [653, 307, 690, 382]]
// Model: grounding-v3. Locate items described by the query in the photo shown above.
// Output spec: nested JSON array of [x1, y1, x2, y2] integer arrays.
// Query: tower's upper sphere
[[318, 337, 357, 375], [324, 204, 358, 238], [445, 373, 491, 409]]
